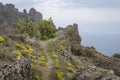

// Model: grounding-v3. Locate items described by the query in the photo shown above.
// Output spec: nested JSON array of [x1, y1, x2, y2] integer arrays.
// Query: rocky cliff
[[29, 8, 43, 22], [0, 58, 31, 80], [0, 3, 42, 34], [0, 2, 120, 80], [57, 24, 120, 80]]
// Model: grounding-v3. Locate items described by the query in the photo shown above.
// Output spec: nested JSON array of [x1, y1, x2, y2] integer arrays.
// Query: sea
[[81, 33, 120, 56]]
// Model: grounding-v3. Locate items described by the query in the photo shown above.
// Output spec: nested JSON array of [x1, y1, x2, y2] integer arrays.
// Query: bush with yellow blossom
[[0, 36, 5, 43]]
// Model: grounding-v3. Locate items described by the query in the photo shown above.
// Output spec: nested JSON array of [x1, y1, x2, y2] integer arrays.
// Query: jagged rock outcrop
[[56, 24, 81, 63], [86, 53, 120, 77], [0, 3, 22, 34], [0, 58, 31, 80], [29, 8, 43, 22], [66, 24, 81, 44], [73, 65, 120, 80], [66, 24, 83, 56], [0, 2, 120, 80], [57, 24, 120, 79], [23, 9, 27, 14], [112, 53, 120, 59], [0, 3, 43, 34], [57, 23, 81, 44]]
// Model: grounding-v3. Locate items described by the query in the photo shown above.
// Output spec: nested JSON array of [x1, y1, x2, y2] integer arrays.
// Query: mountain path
[[39, 39, 56, 80]]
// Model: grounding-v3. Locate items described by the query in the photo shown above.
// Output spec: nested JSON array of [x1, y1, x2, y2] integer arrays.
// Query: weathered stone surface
[[73, 65, 120, 80], [66, 24, 81, 44], [23, 9, 27, 14], [112, 53, 120, 58], [0, 58, 31, 80], [71, 44, 83, 56], [57, 23, 81, 44], [0, 3, 43, 34], [57, 24, 82, 56], [0, 3, 21, 34], [91, 54, 120, 77], [73, 23, 79, 35], [29, 8, 43, 22]]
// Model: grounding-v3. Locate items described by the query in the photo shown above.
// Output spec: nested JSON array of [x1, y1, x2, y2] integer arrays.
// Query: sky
[[1, 0, 120, 55], [1, 0, 120, 28]]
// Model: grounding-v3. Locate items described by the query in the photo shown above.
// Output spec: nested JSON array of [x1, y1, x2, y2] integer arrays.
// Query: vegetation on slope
[[14, 17, 56, 40], [0, 3, 120, 80]]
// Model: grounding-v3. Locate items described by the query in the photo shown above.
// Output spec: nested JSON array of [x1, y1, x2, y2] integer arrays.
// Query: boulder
[[66, 24, 81, 44], [112, 53, 120, 59], [73, 65, 120, 80], [0, 58, 31, 80], [71, 44, 83, 56]]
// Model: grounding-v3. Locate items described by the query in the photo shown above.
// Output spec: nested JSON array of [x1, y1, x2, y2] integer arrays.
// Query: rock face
[[66, 24, 83, 56], [57, 23, 82, 56], [57, 23, 81, 44], [0, 3, 43, 34], [29, 8, 43, 22], [66, 24, 81, 44], [0, 58, 31, 80], [57, 23, 120, 79], [0, 3, 21, 34], [73, 65, 120, 80], [112, 53, 120, 58], [0, 2, 120, 80], [23, 9, 27, 14], [88, 54, 120, 77]]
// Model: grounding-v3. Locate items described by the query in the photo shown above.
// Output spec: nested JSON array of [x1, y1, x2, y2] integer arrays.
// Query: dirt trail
[[39, 39, 55, 80]]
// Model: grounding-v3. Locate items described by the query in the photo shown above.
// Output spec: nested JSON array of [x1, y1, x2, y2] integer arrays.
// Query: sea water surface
[[81, 33, 120, 56]]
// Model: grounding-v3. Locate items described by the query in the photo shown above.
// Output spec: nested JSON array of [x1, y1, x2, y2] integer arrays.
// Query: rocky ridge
[[0, 3, 42, 34], [0, 2, 120, 80], [0, 58, 31, 80], [57, 24, 120, 80]]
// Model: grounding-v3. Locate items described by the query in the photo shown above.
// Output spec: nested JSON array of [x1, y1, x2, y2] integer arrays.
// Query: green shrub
[[67, 67, 75, 73], [0, 36, 5, 43], [12, 51, 23, 57], [40, 62, 47, 67], [31, 67, 42, 80], [84, 47, 98, 56], [40, 55, 46, 61], [51, 54, 58, 59], [56, 70, 64, 80], [14, 19, 41, 39], [0, 53, 5, 58], [67, 63, 72, 67], [47, 40, 59, 52], [15, 43, 25, 50], [34, 75, 41, 80], [41, 35, 48, 40], [39, 17, 56, 40]]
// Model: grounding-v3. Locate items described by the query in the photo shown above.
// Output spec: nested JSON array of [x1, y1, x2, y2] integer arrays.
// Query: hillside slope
[[0, 3, 120, 80]]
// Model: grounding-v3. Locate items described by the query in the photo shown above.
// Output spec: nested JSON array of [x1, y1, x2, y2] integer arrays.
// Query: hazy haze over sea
[[81, 33, 120, 56]]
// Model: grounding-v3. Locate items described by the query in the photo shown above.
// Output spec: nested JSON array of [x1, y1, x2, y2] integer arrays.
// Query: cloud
[[55, 0, 120, 8], [31, 0, 120, 9], [39, 7, 120, 26], [1, 0, 120, 34], [1, 0, 45, 11]]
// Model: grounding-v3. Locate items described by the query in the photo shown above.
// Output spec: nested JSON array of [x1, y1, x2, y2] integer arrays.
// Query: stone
[[0, 58, 31, 80], [71, 44, 83, 56], [66, 24, 81, 44], [23, 9, 27, 14], [73, 23, 79, 35], [112, 53, 120, 58], [56, 24, 82, 56], [73, 65, 120, 80], [29, 8, 43, 22]]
